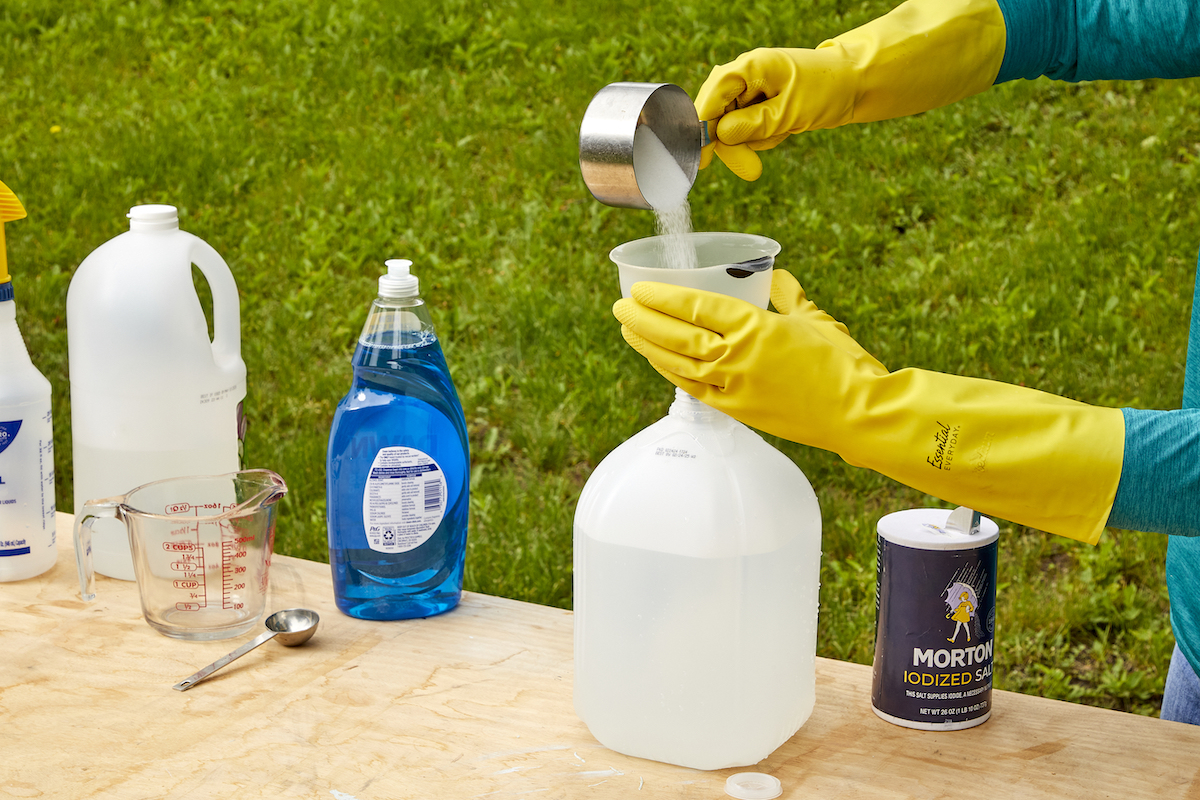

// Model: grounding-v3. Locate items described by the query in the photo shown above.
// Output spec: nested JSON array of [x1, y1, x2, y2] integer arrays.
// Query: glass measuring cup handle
[[73, 497, 126, 602]]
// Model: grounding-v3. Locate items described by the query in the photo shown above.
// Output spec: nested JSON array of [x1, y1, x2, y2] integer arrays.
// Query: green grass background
[[3, 0, 1195, 716]]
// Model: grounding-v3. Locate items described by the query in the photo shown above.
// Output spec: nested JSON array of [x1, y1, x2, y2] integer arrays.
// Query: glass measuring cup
[[74, 470, 287, 641]]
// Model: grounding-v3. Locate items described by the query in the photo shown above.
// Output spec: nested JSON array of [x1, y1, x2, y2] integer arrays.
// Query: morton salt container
[[871, 506, 999, 730], [67, 205, 246, 580], [573, 387, 822, 770]]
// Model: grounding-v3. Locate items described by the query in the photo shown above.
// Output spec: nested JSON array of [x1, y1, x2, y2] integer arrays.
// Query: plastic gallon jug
[[0, 181, 56, 582], [67, 205, 246, 580], [326, 259, 470, 621], [574, 388, 822, 770]]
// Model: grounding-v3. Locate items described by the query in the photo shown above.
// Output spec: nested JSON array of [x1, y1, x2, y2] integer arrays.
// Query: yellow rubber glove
[[695, 0, 1007, 180], [613, 271, 1126, 544]]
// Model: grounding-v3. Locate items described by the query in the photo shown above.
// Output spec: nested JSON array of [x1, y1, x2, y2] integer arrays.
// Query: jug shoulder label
[[362, 446, 447, 554]]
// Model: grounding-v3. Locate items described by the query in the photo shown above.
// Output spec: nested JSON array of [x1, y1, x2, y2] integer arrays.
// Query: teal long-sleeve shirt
[[995, 0, 1200, 83], [991, 0, 1200, 676]]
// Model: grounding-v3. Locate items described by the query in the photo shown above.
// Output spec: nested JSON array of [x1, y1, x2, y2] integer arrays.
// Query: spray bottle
[[0, 180, 56, 581]]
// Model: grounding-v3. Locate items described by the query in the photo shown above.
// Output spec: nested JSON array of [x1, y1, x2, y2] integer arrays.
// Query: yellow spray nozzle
[[0, 180, 25, 223], [0, 179, 27, 286]]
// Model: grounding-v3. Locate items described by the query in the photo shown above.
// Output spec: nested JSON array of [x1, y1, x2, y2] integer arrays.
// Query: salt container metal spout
[[579, 82, 712, 209]]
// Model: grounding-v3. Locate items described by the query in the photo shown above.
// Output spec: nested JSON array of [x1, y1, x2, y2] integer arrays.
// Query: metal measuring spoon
[[173, 608, 320, 691]]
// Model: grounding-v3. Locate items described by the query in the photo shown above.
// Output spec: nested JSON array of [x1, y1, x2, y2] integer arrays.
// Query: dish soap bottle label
[[362, 446, 447, 554]]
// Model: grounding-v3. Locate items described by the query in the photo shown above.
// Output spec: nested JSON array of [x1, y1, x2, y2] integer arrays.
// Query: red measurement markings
[[164, 500, 247, 612], [165, 501, 208, 609], [221, 532, 250, 611]]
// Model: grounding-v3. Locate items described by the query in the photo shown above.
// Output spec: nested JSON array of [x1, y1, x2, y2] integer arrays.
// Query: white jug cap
[[380, 259, 418, 298], [128, 204, 179, 231], [725, 773, 782, 800]]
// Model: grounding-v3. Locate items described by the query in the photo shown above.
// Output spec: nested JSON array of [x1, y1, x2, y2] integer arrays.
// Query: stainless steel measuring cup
[[74, 470, 287, 641], [579, 82, 709, 209]]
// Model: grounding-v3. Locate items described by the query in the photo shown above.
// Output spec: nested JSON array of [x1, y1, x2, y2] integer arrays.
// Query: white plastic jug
[[573, 388, 822, 770], [67, 205, 246, 580]]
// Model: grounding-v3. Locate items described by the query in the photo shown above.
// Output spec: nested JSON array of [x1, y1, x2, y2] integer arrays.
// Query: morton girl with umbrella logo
[[945, 581, 980, 644]]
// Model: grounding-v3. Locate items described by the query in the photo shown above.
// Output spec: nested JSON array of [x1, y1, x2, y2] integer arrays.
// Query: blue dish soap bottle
[[327, 259, 470, 620]]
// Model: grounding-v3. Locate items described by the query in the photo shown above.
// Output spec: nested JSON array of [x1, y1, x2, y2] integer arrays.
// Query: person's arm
[[1107, 409, 1200, 537], [698, 0, 1200, 180], [694, 0, 1007, 180], [1102, 157, 1200, 540], [614, 271, 1126, 544], [995, 0, 1200, 84]]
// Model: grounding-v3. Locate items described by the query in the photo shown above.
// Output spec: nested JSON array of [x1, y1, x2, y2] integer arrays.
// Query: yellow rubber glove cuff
[[695, 0, 1007, 180], [613, 272, 1125, 544]]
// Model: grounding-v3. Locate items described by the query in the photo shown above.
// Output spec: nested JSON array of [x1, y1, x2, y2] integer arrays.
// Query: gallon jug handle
[[189, 237, 241, 362]]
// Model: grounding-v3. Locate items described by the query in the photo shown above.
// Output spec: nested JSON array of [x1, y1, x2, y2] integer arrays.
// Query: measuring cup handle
[[173, 630, 277, 691], [73, 498, 124, 602]]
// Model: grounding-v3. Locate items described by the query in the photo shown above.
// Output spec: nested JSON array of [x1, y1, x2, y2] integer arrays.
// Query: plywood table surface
[[3, 515, 1200, 799]]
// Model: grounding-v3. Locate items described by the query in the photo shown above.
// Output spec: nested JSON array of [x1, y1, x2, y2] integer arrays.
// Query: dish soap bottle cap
[[380, 259, 419, 298]]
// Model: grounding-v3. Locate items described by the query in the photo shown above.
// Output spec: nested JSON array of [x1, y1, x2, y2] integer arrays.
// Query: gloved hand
[[613, 271, 1126, 544], [694, 0, 1007, 180]]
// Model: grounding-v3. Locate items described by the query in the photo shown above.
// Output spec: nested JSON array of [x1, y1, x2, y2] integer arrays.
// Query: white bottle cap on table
[[725, 773, 783, 800]]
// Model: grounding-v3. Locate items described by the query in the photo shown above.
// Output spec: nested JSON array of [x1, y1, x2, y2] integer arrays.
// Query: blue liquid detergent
[[327, 312, 469, 620]]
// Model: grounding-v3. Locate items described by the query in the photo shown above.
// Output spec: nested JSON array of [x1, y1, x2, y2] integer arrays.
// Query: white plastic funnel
[[610, 232, 780, 309]]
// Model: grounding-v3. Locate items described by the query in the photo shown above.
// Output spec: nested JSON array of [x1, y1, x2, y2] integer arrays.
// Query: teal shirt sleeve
[[993, 0, 1200, 83], [1108, 252, 1200, 537], [1108, 408, 1200, 537]]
